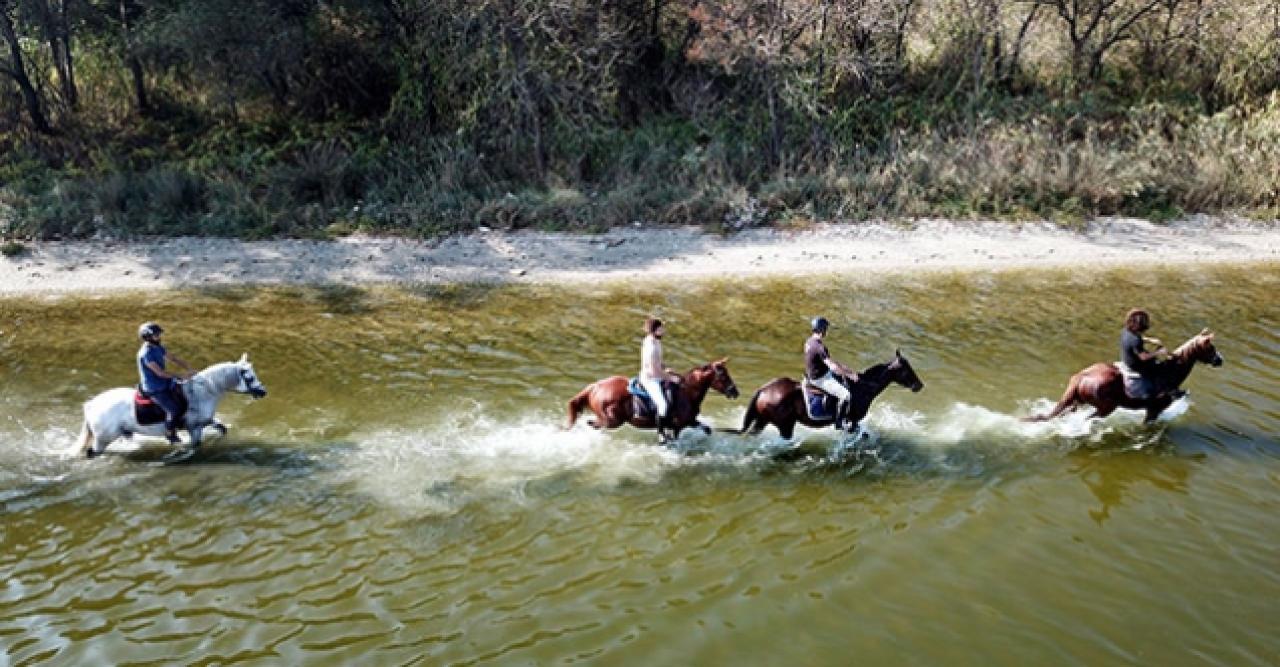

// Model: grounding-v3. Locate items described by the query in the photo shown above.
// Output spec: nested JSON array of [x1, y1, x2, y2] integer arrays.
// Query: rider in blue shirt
[[137, 322, 194, 444]]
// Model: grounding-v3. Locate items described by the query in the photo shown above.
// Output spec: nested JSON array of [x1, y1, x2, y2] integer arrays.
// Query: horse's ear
[[240, 353, 249, 363], [717, 357, 729, 366], [895, 348, 902, 358], [1200, 328, 1211, 336]]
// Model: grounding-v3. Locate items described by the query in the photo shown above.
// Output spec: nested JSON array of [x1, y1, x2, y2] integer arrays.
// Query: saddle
[[1115, 362, 1155, 400], [800, 377, 838, 420], [133, 386, 189, 427], [627, 377, 669, 420]]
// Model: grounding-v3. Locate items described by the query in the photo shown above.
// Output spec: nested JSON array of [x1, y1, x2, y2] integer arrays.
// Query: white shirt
[[640, 335, 664, 382]]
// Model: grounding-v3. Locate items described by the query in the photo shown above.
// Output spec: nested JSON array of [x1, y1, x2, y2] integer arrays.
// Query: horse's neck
[[191, 363, 236, 399], [853, 363, 893, 401], [1166, 340, 1201, 384], [680, 368, 713, 410]]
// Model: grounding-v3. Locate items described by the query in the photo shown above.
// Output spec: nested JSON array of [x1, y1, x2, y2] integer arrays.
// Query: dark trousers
[[149, 387, 182, 432]]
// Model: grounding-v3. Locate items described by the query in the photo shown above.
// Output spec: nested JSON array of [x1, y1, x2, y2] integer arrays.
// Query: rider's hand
[[1156, 347, 1169, 357]]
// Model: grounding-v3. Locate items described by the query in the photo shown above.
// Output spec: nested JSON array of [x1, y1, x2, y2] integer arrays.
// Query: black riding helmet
[[811, 316, 830, 333], [138, 321, 164, 341]]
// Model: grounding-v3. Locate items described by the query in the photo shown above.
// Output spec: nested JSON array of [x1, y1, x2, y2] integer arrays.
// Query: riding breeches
[[640, 378, 669, 417], [811, 373, 851, 407], [149, 388, 182, 431]]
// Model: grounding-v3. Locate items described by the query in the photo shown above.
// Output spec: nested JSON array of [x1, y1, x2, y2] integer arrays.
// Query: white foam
[[327, 409, 694, 514]]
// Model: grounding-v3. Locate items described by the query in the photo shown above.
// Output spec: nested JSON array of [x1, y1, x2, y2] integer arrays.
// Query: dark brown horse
[[737, 350, 924, 440], [565, 359, 740, 439], [1024, 330, 1223, 423]]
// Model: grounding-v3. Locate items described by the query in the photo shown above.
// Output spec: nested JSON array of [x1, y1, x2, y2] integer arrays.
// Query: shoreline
[[1, 218, 1278, 296]]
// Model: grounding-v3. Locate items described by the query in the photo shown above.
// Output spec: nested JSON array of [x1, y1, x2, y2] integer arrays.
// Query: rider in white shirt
[[640, 317, 681, 442]]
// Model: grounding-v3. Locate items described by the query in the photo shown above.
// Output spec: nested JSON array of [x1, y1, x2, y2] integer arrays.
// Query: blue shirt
[[138, 343, 174, 393]]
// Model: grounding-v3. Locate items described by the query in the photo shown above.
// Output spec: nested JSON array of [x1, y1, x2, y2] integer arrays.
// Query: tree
[[1035, 0, 1179, 84], [27, 0, 78, 110], [0, 0, 52, 132]]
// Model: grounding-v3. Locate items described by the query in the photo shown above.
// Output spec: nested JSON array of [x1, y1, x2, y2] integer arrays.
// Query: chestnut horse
[[564, 359, 739, 439], [737, 350, 924, 440], [1024, 329, 1223, 423]]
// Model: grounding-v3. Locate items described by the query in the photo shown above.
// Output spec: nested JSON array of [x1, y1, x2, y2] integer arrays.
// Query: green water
[[2, 266, 1278, 665]]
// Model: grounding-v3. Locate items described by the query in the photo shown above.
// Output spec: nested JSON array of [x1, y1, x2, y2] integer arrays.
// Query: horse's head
[[707, 357, 739, 399], [235, 353, 268, 399], [888, 349, 924, 392], [1177, 329, 1224, 368]]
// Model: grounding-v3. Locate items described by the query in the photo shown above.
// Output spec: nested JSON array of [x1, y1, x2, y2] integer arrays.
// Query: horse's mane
[[860, 362, 892, 380], [1172, 332, 1213, 361]]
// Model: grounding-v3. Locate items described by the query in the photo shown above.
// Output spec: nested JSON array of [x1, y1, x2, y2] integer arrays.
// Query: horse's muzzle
[[251, 388, 268, 399], [726, 387, 740, 399], [911, 382, 924, 392], [1211, 354, 1224, 367]]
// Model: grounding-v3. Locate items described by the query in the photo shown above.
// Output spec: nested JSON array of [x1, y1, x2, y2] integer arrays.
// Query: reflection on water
[[1, 264, 1278, 665]]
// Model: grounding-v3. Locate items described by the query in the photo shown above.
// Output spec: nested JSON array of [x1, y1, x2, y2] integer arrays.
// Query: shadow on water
[[1064, 438, 1197, 525]]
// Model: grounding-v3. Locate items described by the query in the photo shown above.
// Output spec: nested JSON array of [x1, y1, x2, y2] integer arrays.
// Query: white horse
[[77, 353, 268, 458]]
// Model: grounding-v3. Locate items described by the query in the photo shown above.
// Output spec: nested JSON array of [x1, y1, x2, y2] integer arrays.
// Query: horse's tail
[[1023, 375, 1081, 422], [726, 388, 764, 434], [76, 419, 96, 458], [564, 384, 593, 430]]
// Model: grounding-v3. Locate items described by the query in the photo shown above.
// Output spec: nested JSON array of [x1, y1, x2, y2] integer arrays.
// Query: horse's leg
[[210, 418, 228, 436], [1144, 397, 1173, 423], [1024, 374, 1083, 422], [778, 420, 796, 441], [1091, 403, 1117, 419], [184, 421, 206, 449], [89, 426, 118, 458]]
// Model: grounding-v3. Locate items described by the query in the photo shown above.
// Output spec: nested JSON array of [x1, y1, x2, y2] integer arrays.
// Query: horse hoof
[[214, 424, 228, 436]]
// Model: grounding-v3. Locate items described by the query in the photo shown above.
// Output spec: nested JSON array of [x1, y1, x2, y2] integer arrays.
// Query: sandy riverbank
[[1, 218, 1277, 296]]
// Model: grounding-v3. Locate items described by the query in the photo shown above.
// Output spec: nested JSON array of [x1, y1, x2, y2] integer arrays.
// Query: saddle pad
[[628, 377, 658, 418], [134, 389, 189, 427], [806, 392, 834, 420]]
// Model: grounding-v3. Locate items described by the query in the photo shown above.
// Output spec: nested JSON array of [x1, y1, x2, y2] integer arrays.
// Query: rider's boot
[[165, 428, 181, 446], [656, 416, 674, 444]]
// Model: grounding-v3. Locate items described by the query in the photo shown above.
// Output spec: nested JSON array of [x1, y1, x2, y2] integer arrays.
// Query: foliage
[[1, 0, 1278, 239]]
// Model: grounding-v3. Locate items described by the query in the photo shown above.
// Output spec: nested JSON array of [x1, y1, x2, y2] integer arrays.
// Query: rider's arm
[[1141, 337, 1169, 357], [825, 357, 859, 382], [145, 360, 185, 380]]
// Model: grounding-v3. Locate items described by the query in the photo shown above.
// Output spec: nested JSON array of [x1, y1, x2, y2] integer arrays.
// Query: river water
[[2, 265, 1277, 665]]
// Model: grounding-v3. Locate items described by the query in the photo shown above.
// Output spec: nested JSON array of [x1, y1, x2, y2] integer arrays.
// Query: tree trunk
[[57, 0, 77, 109], [118, 0, 149, 115], [0, 2, 53, 133], [31, 0, 77, 109]]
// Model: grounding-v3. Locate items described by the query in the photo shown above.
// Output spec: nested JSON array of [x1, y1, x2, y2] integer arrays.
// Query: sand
[[1, 217, 1277, 295]]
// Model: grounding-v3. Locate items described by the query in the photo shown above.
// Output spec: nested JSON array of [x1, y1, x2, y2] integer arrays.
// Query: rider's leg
[[150, 389, 182, 445], [813, 374, 852, 429], [641, 378, 671, 440]]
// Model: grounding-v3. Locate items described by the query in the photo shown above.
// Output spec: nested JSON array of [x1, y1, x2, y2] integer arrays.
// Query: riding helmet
[[811, 316, 830, 333], [138, 322, 164, 340]]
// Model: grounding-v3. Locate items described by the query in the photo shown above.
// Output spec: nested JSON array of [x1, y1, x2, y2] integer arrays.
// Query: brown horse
[[564, 358, 740, 439], [737, 350, 924, 440], [1024, 329, 1223, 423]]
